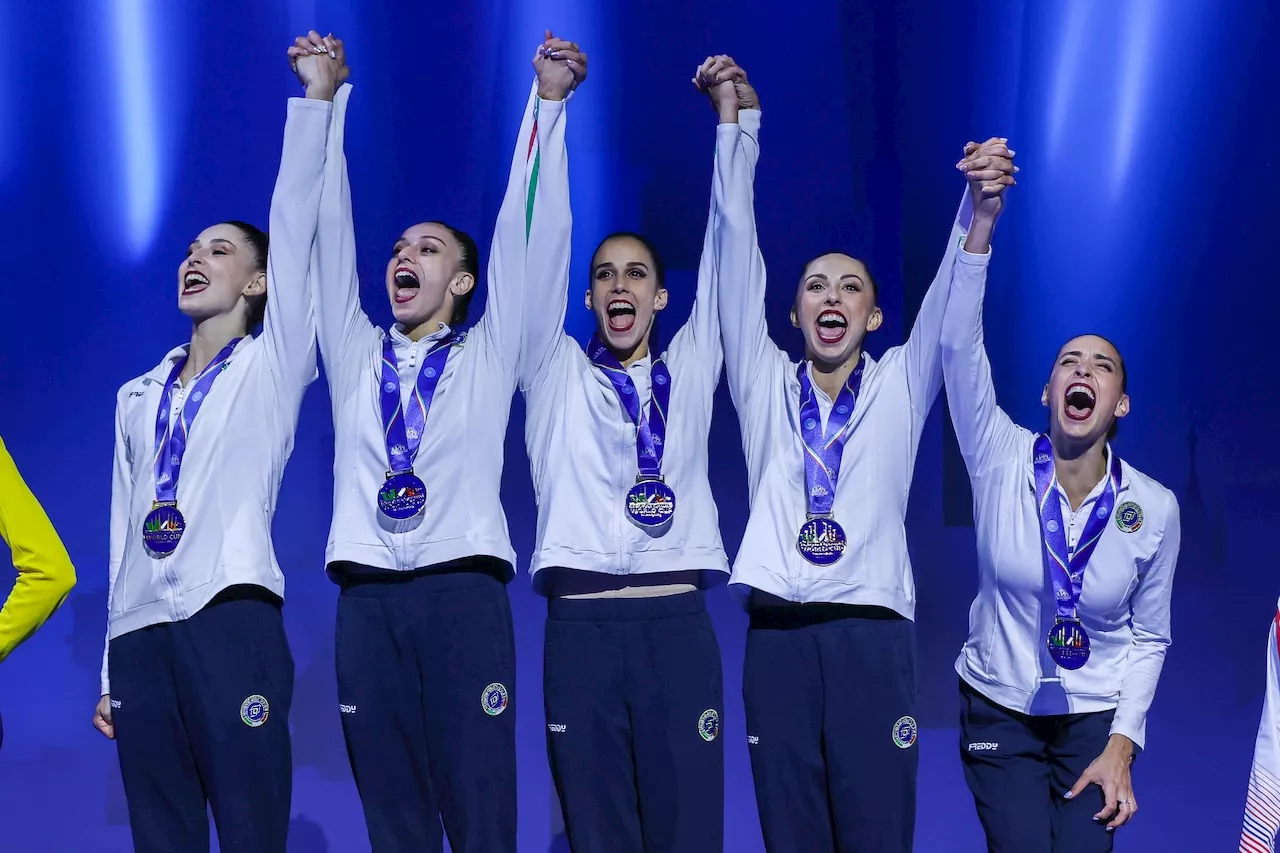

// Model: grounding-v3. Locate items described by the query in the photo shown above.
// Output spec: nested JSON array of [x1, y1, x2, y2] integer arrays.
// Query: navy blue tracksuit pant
[[544, 590, 724, 853], [959, 678, 1116, 853], [335, 560, 517, 853], [743, 601, 919, 853], [110, 587, 294, 853]]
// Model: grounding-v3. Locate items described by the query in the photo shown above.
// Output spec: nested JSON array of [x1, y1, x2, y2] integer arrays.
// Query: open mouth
[[815, 309, 848, 344], [181, 271, 210, 296], [1064, 382, 1096, 421], [393, 266, 420, 305], [606, 298, 636, 332]]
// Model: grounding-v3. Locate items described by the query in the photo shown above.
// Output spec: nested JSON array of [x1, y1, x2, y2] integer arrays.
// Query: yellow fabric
[[0, 436, 76, 661]]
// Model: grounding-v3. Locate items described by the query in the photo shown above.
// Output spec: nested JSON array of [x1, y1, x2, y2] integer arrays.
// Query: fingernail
[[1106, 828, 1114, 833], [329, 50, 337, 59], [1009, 149, 1016, 156], [999, 137, 1008, 142], [1063, 791, 1074, 799], [1014, 166, 1020, 173], [550, 50, 561, 58]]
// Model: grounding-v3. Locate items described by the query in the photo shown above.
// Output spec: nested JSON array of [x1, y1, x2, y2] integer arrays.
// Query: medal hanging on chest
[[1032, 434, 1123, 670], [586, 336, 676, 531], [143, 339, 241, 557], [795, 360, 864, 565], [376, 332, 459, 520]]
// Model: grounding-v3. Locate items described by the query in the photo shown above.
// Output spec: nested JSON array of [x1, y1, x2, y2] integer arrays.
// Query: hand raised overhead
[[533, 29, 587, 101], [958, 137, 1017, 219], [693, 54, 760, 120], [287, 30, 349, 102]]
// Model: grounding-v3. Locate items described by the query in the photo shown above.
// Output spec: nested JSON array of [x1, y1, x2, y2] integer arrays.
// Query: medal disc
[[1046, 620, 1091, 669], [626, 479, 677, 529], [378, 472, 427, 520], [796, 517, 847, 566], [142, 504, 186, 556]]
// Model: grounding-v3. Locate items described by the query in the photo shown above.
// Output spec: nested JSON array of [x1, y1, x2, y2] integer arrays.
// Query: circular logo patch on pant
[[482, 683, 509, 716], [698, 709, 720, 742], [892, 715, 917, 749], [241, 694, 270, 728]]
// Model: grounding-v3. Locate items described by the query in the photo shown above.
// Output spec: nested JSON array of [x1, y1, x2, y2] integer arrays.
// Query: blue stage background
[[1, 0, 1276, 849]]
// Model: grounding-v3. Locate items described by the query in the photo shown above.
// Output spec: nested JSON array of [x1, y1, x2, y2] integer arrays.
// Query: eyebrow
[[806, 273, 864, 283], [594, 261, 649, 271], [1061, 350, 1117, 366]]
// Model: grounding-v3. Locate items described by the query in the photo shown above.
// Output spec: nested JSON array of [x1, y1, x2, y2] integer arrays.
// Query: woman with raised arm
[[309, 29, 579, 853], [712, 78, 1002, 852], [89, 32, 336, 853], [517, 53, 755, 853], [943, 149, 1179, 850]]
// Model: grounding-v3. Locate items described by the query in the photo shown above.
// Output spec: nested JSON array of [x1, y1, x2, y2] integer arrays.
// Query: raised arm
[[668, 56, 760, 369], [940, 146, 1022, 476], [0, 438, 76, 663], [709, 61, 776, 416], [258, 31, 345, 392], [476, 78, 563, 372], [518, 32, 583, 393], [902, 138, 1015, 417]]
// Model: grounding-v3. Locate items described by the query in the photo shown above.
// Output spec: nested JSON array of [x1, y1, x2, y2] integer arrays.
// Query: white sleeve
[[940, 241, 1024, 477], [474, 83, 545, 377], [897, 193, 971, 417], [518, 93, 572, 394], [260, 97, 329, 391], [1240, 600, 1280, 852], [1110, 493, 1180, 749], [101, 388, 132, 696], [313, 84, 378, 400], [666, 111, 761, 374]]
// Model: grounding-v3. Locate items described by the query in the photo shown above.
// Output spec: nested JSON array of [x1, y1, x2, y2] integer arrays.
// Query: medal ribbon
[[1032, 433, 1123, 622], [585, 335, 670, 478], [379, 332, 459, 474], [152, 339, 241, 504], [797, 359, 865, 516]]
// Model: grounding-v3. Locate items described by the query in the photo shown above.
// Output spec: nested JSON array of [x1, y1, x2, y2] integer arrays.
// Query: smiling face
[[790, 253, 883, 367], [385, 222, 474, 330], [177, 223, 266, 325], [1042, 334, 1129, 446], [585, 234, 668, 360]]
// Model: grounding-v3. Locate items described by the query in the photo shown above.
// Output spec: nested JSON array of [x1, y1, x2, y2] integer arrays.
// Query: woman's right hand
[[288, 30, 349, 102], [534, 30, 587, 101], [93, 694, 115, 740]]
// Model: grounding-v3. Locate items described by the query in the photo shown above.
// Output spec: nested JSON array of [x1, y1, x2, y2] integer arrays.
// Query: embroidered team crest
[[892, 715, 917, 749], [482, 683, 509, 716], [241, 694, 270, 727], [1114, 501, 1143, 533], [698, 709, 720, 742]]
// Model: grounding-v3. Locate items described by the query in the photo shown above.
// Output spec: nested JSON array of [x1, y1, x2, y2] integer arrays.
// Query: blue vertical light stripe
[[109, 0, 164, 257]]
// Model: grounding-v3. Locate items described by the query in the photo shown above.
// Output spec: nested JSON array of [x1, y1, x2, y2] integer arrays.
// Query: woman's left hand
[[1065, 734, 1138, 831]]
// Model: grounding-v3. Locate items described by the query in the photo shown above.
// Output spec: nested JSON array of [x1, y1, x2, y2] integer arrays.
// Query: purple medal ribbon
[[586, 335, 675, 529], [797, 359, 865, 516], [794, 359, 865, 565], [586, 335, 671, 477], [143, 338, 240, 556], [378, 332, 457, 474], [1032, 434, 1123, 669], [152, 339, 241, 504]]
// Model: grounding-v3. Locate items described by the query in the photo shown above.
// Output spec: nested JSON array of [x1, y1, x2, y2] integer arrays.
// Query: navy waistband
[[337, 559, 507, 599], [547, 590, 706, 623]]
